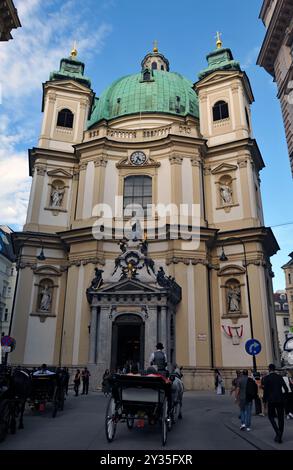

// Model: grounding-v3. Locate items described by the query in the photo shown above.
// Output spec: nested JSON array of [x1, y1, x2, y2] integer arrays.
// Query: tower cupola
[[141, 41, 170, 72]]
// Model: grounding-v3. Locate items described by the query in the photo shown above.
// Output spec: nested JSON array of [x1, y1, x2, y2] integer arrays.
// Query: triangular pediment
[[45, 79, 90, 94], [47, 168, 73, 179], [97, 278, 163, 294], [196, 70, 241, 87], [211, 163, 238, 175]]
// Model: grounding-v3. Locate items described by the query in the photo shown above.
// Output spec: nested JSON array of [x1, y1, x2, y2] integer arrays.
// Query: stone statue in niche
[[51, 185, 65, 208], [39, 284, 52, 312], [220, 183, 233, 205], [227, 285, 241, 312]]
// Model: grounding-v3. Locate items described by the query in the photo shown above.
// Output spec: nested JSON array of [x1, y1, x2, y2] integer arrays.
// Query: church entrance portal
[[111, 314, 144, 371]]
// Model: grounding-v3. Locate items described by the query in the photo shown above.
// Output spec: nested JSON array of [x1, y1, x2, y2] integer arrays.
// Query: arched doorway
[[111, 314, 144, 371]]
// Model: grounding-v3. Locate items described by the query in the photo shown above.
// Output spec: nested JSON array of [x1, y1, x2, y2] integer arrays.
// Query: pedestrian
[[102, 369, 111, 396], [238, 369, 258, 431], [214, 369, 225, 395], [150, 343, 168, 376], [74, 369, 81, 396], [253, 372, 264, 416], [282, 369, 293, 420], [263, 363, 289, 443], [231, 370, 241, 399], [81, 367, 91, 395]]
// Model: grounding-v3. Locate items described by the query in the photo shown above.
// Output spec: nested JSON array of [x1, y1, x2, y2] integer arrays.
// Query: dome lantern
[[141, 42, 170, 72]]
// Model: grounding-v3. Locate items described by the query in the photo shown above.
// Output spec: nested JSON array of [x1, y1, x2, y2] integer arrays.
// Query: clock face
[[130, 151, 147, 166]]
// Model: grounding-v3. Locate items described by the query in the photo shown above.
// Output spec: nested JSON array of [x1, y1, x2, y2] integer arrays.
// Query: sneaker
[[289, 413, 293, 419], [240, 424, 246, 430], [246, 428, 251, 432], [287, 415, 291, 420]]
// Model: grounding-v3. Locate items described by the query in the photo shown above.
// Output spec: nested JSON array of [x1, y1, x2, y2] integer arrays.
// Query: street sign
[[1, 336, 16, 351], [245, 339, 261, 356]]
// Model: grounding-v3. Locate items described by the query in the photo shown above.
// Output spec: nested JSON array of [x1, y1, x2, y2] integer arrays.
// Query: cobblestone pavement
[[1, 391, 293, 450]]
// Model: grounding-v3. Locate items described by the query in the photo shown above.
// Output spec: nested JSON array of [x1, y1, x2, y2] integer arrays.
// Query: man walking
[[237, 370, 257, 431], [263, 363, 288, 443]]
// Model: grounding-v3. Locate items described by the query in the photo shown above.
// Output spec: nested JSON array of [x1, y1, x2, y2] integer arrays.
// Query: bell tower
[[195, 34, 254, 147], [38, 45, 94, 152]]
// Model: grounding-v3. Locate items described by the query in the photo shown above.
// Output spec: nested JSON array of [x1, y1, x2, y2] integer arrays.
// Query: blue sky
[[0, 0, 292, 290]]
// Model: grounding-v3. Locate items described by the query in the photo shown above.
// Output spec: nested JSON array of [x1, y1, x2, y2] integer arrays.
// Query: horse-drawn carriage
[[0, 365, 31, 442], [105, 372, 183, 446], [29, 368, 67, 418]]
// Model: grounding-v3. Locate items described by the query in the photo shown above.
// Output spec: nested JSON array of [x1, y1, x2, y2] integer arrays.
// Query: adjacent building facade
[[0, 226, 16, 338], [257, 0, 293, 176], [10, 41, 280, 389], [0, 0, 21, 41], [274, 290, 290, 362], [282, 252, 293, 329]]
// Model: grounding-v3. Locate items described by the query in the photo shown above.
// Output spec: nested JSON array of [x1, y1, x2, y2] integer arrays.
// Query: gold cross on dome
[[153, 39, 158, 53], [215, 31, 223, 49]]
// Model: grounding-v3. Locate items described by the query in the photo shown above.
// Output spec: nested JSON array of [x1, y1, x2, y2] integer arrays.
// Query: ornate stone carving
[[237, 158, 248, 168], [35, 165, 46, 176], [169, 155, 183, 165], [79, 162, 87, 171], [94, 156, 108, 167]]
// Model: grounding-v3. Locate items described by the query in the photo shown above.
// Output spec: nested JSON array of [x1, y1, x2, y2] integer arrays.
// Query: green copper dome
[[88, 69, 199, 127]]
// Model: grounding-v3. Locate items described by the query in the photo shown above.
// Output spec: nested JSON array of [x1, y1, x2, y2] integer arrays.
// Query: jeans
[[240, 401, 252, 427]]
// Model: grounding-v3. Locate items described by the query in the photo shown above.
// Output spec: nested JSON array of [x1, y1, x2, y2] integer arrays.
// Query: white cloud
[[0, 1, 112, 100], [242, 46, 260, 70], [0, 1, 112, 228]]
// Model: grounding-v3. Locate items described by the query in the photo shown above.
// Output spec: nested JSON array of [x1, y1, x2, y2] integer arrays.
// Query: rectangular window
[[283, 317, 289, 326]]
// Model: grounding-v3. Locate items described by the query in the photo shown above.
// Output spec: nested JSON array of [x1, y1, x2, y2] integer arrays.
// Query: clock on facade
[[130, 151, 147, 165]]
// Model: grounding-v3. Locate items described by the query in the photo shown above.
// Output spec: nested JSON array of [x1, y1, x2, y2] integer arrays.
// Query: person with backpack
[[150, 343, 167, 375], [237, 369, 258, 431]]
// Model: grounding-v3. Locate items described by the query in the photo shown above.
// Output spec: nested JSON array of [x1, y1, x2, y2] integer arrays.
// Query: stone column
[[93, 156, 108, 208], [160, 306, 168, 352], [88, 306, 98, 364], [191, 153, 206, 226], [144, 306, 157, 369], [75, 162, 87, 220]]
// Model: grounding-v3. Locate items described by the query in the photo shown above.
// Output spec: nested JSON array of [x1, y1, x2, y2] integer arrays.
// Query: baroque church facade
[[10, 39, 280, 388]]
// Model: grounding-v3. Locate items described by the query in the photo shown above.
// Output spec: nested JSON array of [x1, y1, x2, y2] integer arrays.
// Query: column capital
[[94, 156, 108, 167], [169, 154, 183, 165]]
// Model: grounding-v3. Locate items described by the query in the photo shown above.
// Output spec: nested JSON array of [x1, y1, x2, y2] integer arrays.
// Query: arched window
[[57, 108, 74, 128], [213, 101, 229, 121], [289, 273, 292, 284], [143, 69, 151, 81], [151, 62, 157, 70], [161, 65, 165, 71], [123, 176, 152, 214]]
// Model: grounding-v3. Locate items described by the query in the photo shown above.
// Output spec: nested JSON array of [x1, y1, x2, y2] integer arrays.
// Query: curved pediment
[[33, 265, 62, 277], [217, 264, 246, 277]]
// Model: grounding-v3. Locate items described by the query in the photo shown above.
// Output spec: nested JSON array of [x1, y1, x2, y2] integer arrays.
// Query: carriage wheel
[[0, 400, 10, 442], [126, 415, 134, 430], [105, 397, 117, 442], [161, 399, 168, 446]]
